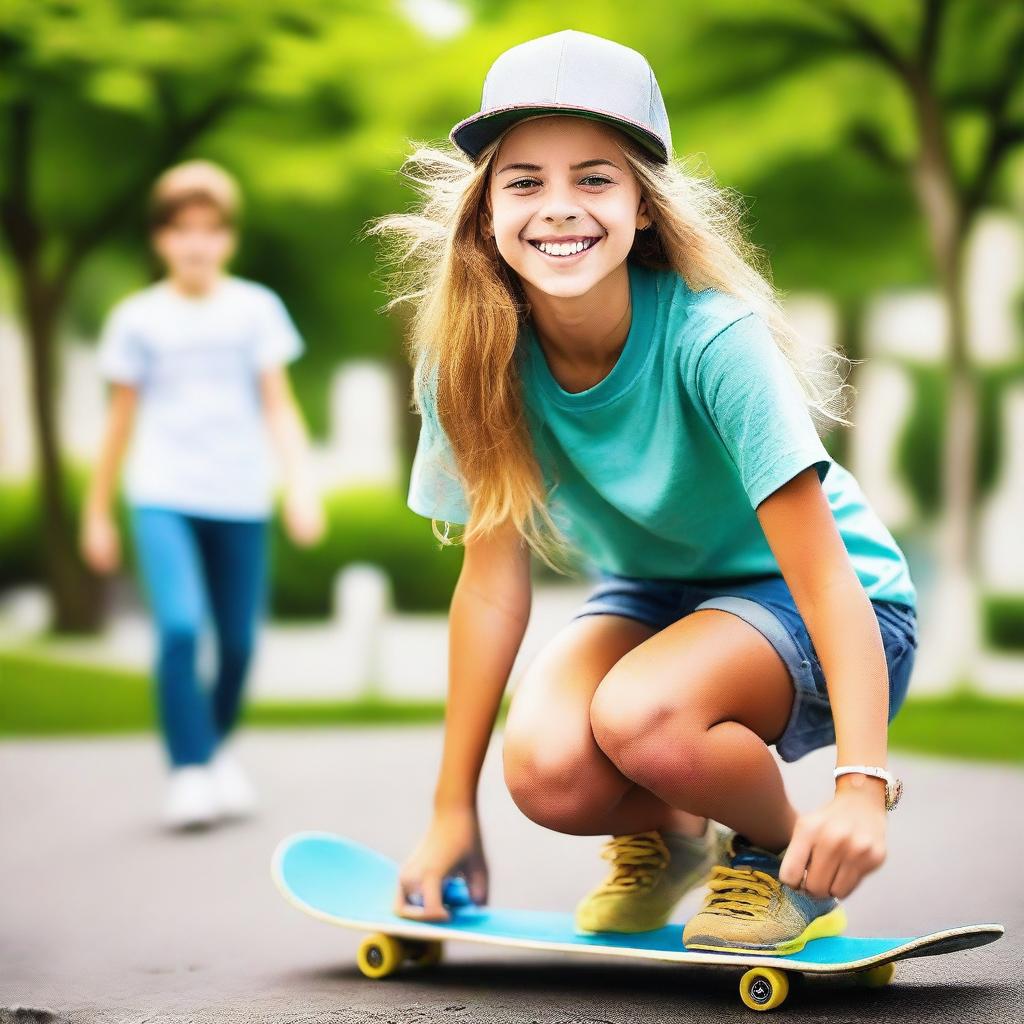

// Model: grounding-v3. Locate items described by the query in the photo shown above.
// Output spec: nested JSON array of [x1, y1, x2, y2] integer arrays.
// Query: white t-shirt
[[97, 275, 304, 519]]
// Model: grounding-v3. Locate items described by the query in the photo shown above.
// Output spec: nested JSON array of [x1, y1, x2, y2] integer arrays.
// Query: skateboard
[[272, 831, 1004, 1013]]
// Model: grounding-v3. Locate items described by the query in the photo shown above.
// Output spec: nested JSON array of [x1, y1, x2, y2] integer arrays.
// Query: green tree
[[684, 0, 1024, 676], [0, 0, 418, 630]]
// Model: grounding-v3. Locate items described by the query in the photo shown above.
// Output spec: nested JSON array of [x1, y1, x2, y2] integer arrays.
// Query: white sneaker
[[163, 766, 219, 830], [209, 748, 257, 819]]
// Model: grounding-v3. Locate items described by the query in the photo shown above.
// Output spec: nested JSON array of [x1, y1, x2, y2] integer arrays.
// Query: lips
[[528, 236, 602, 258]]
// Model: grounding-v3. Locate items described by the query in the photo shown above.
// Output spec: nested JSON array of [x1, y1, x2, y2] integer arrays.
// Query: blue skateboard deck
[[272, 832, 1004, 1012]]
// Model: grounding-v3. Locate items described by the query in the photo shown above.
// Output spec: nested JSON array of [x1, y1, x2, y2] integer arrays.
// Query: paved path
[[1, 730, 1020, 1023]]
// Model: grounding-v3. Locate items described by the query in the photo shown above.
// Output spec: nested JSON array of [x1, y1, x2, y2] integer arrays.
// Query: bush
[[895, 363, 946, 519], [0, 466, 124, 588], [983, 594, 1024, 652], [0, 475, 461, 619], [269, 485, 463, 618], [0, 477, 41, 588], [895, 361, 1023, 520]]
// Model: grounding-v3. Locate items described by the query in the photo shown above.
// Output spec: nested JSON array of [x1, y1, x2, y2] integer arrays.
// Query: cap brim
[[450, 105, 669, 163]]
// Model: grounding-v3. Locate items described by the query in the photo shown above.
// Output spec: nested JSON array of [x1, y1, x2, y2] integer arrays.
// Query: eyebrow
[[495, 158, 622, 175]]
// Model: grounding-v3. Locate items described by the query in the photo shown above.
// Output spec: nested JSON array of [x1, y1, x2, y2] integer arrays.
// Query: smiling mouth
[[528, 236, 602, 258]]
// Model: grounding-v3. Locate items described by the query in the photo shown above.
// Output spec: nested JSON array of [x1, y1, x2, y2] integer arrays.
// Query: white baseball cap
[[450, 30, 672, 163]]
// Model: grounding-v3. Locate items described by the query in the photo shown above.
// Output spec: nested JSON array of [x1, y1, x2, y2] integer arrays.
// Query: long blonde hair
[[369, 127, 853, 572]]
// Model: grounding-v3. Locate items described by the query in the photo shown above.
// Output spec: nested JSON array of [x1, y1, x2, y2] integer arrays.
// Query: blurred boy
[[83, 160, 324, 829]]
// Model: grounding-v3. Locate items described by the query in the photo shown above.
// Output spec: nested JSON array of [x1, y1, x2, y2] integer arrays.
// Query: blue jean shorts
[[572, 571, 918, 762]]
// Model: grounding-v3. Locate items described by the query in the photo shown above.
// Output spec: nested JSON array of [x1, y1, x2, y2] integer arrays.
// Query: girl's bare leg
[[503, 614, 706, 837], [589, 608, 798, 853]]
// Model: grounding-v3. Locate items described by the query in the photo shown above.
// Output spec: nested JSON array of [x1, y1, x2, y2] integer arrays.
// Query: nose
[[538, 181, 583, 228], [542, 207, 579, 226]]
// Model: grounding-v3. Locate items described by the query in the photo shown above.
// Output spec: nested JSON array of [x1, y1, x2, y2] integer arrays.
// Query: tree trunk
[[907, 73, 980, 684], [3, 100, 103, 632], [21, 276, 104, 633]]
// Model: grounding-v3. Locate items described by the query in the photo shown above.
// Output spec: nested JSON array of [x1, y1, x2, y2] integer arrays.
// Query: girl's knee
[[590, 674, 704, 792], [590, 669, 671, 759], [502, 730, 613, 834]]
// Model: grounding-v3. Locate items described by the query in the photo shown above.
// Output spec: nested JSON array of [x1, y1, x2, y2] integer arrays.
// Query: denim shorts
[[573, 571, 918, 762]]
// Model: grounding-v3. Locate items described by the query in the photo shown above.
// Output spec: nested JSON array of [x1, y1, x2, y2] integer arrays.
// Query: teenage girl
[[374, 31, 917, 953], [82, 160, 324, 830]]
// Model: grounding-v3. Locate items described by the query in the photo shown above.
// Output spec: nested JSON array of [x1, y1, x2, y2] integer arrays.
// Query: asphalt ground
[[1, 729, 1020, 1023]]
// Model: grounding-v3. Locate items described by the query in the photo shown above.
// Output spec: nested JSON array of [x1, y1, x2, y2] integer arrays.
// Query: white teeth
[[535, 238, 597, 257]]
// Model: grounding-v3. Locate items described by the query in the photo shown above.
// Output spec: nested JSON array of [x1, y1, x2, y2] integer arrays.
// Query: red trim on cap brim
[[449, 103, 670, 163]]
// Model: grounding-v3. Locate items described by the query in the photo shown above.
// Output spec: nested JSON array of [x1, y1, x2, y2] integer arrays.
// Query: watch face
[[887, 777, 904, 811]]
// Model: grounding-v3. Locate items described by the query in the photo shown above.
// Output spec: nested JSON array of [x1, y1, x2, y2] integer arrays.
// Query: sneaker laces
[[699, 864, 781, 919], [597, 831, 670, 893]]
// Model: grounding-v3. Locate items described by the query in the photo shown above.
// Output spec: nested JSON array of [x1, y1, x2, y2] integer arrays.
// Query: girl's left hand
[[284, 485, 325, 547], [779, 781, 887, 900]]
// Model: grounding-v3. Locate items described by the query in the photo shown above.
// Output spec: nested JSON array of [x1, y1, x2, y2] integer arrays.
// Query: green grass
[[886, 690, 1024, 764], [0, 648, 449, 735], [0, 650, 155, 735], [2, 649, 1023, 764]]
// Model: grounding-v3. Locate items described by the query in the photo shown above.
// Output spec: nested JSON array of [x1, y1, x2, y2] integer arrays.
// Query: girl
[[82, 160, 324, 831], [375, 30, 917, 954]]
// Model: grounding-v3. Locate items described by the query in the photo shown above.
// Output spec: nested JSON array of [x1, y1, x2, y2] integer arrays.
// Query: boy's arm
[[81, 384, 138, 573], [259, 367, 323, 546]]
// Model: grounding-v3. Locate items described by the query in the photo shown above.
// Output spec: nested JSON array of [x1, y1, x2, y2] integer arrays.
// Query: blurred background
[[2, 2, 1023, 1019], [1, 0, 1023, 753]]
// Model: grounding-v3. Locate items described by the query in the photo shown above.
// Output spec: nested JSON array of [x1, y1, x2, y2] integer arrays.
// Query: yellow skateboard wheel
[[357, 933, 405, 979], [856, 962, 896, 988], [406, 939, 444, 966], [740, 967, 790, 1011]]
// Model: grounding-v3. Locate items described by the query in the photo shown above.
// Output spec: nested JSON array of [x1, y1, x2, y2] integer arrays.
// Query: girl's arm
[[81, 384, 138, 573], [259, 367, 324, 546], [755, 466, 890, 899], [396, 518, 532, 921], [436, 518, 532, 808]]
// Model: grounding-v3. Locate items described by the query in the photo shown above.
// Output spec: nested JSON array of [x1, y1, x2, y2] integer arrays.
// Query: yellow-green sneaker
[[575, 822, 722, 934], [682, 832, 848, 955]]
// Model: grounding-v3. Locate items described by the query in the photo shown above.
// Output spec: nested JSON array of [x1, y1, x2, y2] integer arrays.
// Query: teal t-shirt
[[407, 261, 916, 608]]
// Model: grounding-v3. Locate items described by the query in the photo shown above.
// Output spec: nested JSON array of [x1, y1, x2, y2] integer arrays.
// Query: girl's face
[[486, 116, 649, 300], [152, 201, 236, 292]]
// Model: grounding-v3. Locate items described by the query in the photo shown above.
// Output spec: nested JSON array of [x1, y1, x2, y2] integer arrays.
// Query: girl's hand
[[395, 805, 488, 922], [81, 510, 121, 574], [779, 779, 887, 900], [283, 484, 325, 547]]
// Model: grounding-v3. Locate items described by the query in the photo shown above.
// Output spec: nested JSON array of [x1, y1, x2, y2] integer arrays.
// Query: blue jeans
[[573, 571, 918, 762], [130, 507, 268, 767]]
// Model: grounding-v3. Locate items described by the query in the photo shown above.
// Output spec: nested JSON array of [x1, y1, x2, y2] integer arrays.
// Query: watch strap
[[834, 765, 902, 811]]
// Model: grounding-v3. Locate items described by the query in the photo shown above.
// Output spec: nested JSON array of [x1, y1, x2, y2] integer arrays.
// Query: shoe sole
[[684, 905, 848, 955]]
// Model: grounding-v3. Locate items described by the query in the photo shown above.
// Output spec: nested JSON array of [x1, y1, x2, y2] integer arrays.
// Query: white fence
[[1, 212, 1022, 696]]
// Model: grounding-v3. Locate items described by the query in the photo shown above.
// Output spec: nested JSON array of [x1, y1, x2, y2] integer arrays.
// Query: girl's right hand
[[394, 805, 488, 922], [81, 510, 120, 574]]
